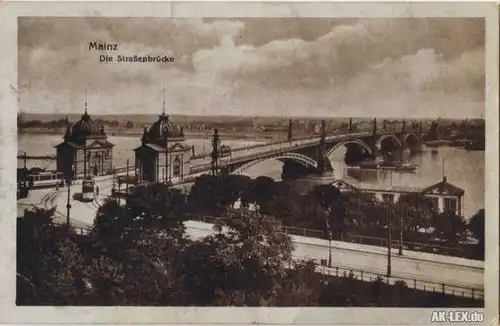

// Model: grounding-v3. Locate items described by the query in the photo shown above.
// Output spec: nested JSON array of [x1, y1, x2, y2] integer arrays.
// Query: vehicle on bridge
[[81, 177, 96, 202], [27, 171, 65, 189], [219, 145, 232, 157]]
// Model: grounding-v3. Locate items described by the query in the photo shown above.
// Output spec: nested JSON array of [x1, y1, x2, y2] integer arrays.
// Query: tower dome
[[71, 111, 98, 138], [69, 105, 105, 142], [147, 112, 185, 144]]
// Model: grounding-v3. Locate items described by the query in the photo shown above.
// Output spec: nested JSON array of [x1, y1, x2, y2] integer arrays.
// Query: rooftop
[[333, 176, 465, 196]]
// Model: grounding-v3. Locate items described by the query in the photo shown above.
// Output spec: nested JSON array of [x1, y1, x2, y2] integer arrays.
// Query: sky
[[18, 17, 485, 118]]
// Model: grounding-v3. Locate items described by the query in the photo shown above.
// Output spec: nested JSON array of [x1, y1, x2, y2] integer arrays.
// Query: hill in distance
[[19, 112, 455, 126]]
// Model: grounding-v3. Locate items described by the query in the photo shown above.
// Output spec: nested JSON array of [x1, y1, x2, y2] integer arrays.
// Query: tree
[[432, 212, 467, 244], [17, 208, 86, 305], [311, 184, 345, 238], [89, 184, 188, 305], [397, 193, 436, 237], [468, 209, 485, 260], [276, 260, 321, 306], [188, 174, 242, 215], [245, 175, 276, 206], [468, 209, 485, 242], [126, 183, 187, 238], [174, 208, 293, 306]]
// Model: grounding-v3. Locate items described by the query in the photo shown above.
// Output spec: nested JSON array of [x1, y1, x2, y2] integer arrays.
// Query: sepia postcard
[[0, 1, 498, 325]]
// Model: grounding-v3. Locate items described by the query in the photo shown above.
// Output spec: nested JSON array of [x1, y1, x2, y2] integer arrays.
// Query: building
[[331, 176, 465, 216], [134, 111, 192, 183], [55, 107, 114, 179]]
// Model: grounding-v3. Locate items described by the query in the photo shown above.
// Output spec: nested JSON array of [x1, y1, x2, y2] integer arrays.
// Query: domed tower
[[55, 98, 115, 179], [146, 110, 186, 146], [134, 98, 191, 184]]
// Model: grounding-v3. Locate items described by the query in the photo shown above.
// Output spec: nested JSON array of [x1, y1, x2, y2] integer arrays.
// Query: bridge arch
[[326, 139, 373, 158], [231, 152, 317, 175], [403, 133, 420, 147], [376, 134, 402, 150]]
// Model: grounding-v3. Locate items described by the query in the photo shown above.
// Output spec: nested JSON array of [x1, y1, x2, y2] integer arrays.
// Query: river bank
[[19, 127, 302, 141]]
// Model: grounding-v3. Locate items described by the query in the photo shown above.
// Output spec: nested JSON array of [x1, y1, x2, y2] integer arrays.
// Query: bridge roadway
[[187, 132, 374, 172], [21, 177, 483, 298]]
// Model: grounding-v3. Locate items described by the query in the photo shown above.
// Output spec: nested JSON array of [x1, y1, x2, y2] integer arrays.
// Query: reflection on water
[[18, 133, 484, 219], [18, 133, 265, 170], [243, 146, 484, 220]]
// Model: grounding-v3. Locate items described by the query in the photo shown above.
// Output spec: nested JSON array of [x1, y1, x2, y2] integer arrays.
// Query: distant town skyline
[[18, 17, 485, 119]]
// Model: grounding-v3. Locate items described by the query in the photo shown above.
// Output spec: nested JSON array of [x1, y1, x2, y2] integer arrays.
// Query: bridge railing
[[344, 233, 466, 257], [187, 214, 473, 259], [71, 224, 482, 300], [67, 215, 481, 300], [189, 129, 372, 160], [297, 259, 483, 300]]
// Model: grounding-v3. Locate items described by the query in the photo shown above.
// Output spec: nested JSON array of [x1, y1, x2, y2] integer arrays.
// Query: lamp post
[[399, 200, 403, 256], [112, 168, 116, 197], [328, 231, 333, 268], [126, 159, 130, 194], [387, 205, 392, 277], [65, 176, 72, 226], [118, 178, 122, 204], [21, 151, 27, 189]]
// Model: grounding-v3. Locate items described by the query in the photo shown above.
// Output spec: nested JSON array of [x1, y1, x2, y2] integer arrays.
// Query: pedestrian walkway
[[185, 220, 483, 269]]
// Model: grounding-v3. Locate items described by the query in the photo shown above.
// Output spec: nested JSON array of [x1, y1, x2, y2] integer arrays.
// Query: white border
[[0, 2, 497, 325]]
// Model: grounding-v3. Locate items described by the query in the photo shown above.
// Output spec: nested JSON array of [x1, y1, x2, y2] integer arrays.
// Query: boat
[[465, 139, 485, 151], [377, 162, 419, 172], [399, 163, 419, 172], [347, 161, 418, 173]]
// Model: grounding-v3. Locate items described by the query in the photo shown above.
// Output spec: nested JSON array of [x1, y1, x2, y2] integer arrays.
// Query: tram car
[[219, 145, 232, 157], [27, 171, 65, 189], [81, 177, 96, 202]]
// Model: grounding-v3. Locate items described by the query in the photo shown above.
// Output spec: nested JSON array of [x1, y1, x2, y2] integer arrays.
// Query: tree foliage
[[17, 208, 86, 305], [17, 177, 484, 306]]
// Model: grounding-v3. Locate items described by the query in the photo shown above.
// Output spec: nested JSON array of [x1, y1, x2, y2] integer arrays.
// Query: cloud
[[18, 17, 485, 118]]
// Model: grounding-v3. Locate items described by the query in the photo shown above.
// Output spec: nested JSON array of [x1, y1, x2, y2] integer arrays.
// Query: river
[[18, 133, 484, 219]]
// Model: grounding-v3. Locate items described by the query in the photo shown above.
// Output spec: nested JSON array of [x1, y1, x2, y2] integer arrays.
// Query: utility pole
[[387, 204, 392, 277], [211, 128, 220, 176], [163, 93, 169, 184], [287, 119, 293, 143], [83, 142, 87, 180], [65, 174, 72, 226], [317, 120, 326, 174], [112, 168, 116, 199], [399, 201, 403, 256], [126, 159, 129, 194], [328, 230, 332, 268], [325, 218, 332, 267], [66, 180, 71, 225], [22, 151, 27, 189]]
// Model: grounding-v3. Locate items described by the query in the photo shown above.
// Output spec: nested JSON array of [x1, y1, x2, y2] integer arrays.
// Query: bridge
[[189, 119, 427, 176]]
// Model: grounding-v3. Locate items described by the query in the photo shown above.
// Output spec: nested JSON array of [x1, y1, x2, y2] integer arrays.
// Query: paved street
[[185, 221, 483, 291]]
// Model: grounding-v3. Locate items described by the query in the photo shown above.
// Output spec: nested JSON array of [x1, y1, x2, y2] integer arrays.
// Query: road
[[186, 222, 482, 283]]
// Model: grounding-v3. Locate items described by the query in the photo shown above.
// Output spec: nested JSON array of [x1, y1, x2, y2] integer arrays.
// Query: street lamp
[[328, 231, 333, 267], [111, 169, 116, 197], [399, 200, 404, 256], [387, 205, 392, 277], [65, 176, 72, 226]]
